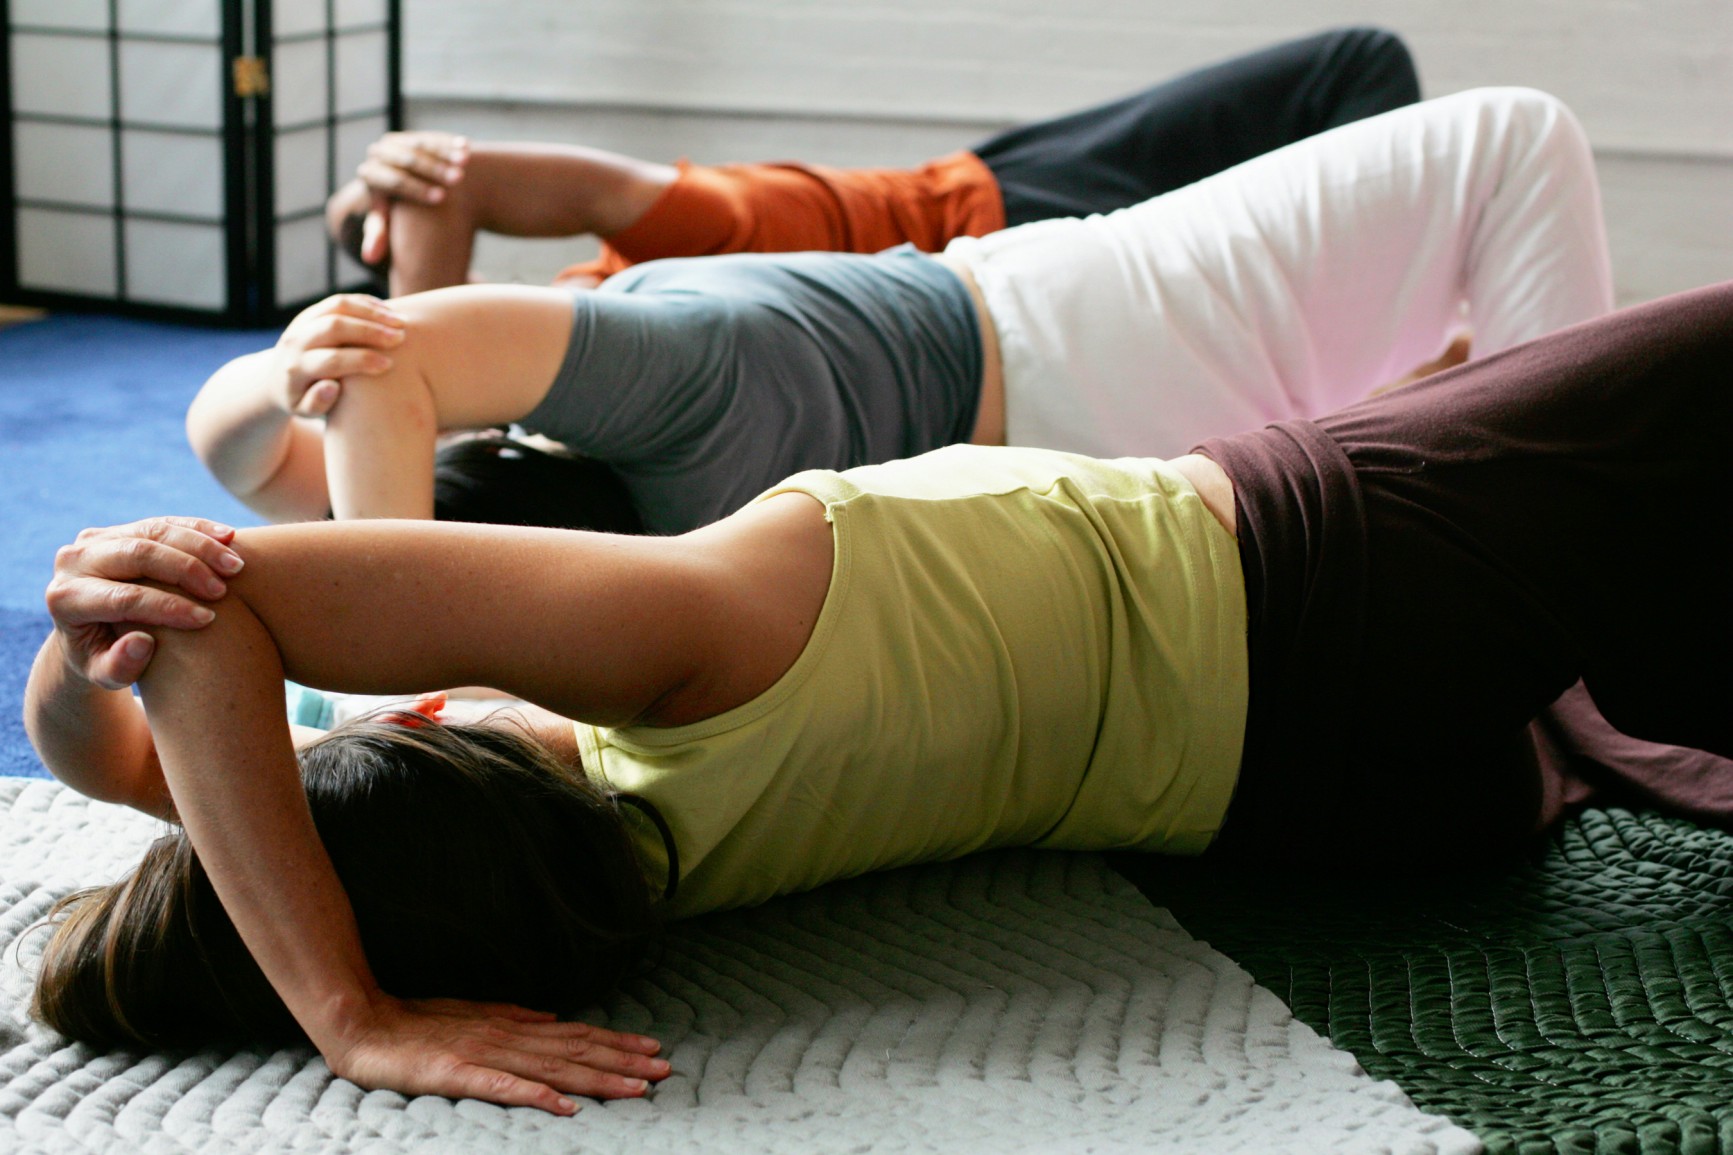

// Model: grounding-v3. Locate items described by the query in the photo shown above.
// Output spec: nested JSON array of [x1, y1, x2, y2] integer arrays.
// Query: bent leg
[[976, 27, 1420, 226], [1205, 283, 1733, 864], [956, 87, 1613, 459]]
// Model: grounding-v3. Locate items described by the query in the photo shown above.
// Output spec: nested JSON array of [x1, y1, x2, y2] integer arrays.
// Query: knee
[[1336, 26, 1417, 81], [1437, 87, 1591, 170], [1487, 88, 1595, 173], [1320, 26, 1422, 115]]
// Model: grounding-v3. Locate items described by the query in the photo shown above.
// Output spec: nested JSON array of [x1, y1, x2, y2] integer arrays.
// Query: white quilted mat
[[0, 778, 1481, 1154]]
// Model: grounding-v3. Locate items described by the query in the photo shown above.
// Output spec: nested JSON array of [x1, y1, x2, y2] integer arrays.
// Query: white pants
[[945, 88, 1615, 458]]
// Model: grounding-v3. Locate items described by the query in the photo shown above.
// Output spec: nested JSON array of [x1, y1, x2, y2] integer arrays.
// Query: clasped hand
[[45, 516, 242, 689], [268, 294, 408, 419], [352, 130, 470, 266]]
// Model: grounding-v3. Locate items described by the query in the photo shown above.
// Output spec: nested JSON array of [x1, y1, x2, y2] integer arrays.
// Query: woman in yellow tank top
[[21, 285, 1733, 1117]]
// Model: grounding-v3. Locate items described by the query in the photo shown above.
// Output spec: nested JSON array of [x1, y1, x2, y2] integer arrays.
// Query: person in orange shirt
[[328, 27, 1420, 297]]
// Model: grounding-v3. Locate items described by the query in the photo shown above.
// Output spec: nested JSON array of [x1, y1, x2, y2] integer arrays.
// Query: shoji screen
[[2, 0, 399, 324]]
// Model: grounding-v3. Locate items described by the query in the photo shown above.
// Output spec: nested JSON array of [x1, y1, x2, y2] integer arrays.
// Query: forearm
[[24, 635, 173, 817], [187, 352, 331, 522], [134, 590, 381, 1054], [384, 144, 672, 296], [323, 356, 437, 520], [321, 285, 575, 520], [461, 143, 674, 238]]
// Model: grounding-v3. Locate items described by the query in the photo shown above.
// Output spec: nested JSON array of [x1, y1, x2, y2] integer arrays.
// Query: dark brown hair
[[434, 434, 646, 536], [31, 717, 660, 1049]]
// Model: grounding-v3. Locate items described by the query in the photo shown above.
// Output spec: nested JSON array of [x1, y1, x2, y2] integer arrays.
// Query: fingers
[[58, 519, 244, 602], [279, 297, 407, 409], [357, 132, 469, 204], [414, 1004, 670, 1100], [296, 294, 407, 340], [294, 346, 393, 385], [416, 999, 661, 1055], [465, 1030, 668, 1102], [447, 1063, 580, 1116], [48, 519, 246, 640], [75, 515, 237, 546], [511, 1017, 663, 1056]]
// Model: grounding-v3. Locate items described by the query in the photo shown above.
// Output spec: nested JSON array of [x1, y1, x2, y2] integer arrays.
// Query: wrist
[[304, 979, 393, 1061]]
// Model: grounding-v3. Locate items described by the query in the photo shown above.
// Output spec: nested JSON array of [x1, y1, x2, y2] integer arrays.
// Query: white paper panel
[[275, 126, 330, 217], [14, 122, 113, 207], [124, 219, 227, 308], [118, 40, 222, 128], [272, 0, 326, 40], [334, 113, 388, 182], [334, 30, 388, 115], [276, 214, 332, 305], [117, 0, 220, 39], [121, 130, 224, 217], [17, 208, 118, 296], [271, 38, 328, 128], [10, 34, 111, 119], [335, 0, 388, 29], [8, 0, 107, 31]]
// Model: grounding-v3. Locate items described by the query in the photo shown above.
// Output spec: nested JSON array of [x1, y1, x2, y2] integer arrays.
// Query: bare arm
[[24, 517, 244, 817], [321, 284, 578, 520], [329, 132, 675, 295], [32, 498, 829, 1108], [189, 286, 576, 523], [187, 296, 407, 522]]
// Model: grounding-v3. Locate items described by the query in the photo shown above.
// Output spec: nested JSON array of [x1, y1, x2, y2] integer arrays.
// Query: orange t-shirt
[[556, 151, 1005, 284]]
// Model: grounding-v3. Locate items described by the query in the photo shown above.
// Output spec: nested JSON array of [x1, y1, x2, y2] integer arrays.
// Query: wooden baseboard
[[0, 305, 47, 328]]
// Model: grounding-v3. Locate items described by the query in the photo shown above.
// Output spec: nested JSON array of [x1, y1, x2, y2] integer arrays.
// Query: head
[[31, 717, 660, 1049], [434, 432, 645, 535]]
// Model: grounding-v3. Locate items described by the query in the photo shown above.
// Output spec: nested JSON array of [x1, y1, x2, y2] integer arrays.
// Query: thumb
[[297, 379, 341, 417], [361, 194, 391, 266], [90, 631, 156, 690]]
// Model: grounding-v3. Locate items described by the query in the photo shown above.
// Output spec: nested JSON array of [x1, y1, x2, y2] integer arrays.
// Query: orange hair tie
[[387, 692, 448, 729]]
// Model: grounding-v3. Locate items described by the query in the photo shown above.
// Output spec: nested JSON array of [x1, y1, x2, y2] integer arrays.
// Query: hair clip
[[385, 692, 448, 729]]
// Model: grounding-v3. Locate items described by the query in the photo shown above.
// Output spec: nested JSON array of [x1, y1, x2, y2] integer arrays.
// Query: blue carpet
[[0, 315, 279, 777]]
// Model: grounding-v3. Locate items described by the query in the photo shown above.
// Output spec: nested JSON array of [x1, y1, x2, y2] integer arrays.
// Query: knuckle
[[479, 1069, 519, 1098], [101, 583, 138, 616], [43, 580, 73, 614]]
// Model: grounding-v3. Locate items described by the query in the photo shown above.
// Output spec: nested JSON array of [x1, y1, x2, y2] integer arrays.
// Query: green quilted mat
[[1111, 808, 1733, 1155]]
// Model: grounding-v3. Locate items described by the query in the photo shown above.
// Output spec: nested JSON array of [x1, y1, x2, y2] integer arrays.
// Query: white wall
[[400, 0, 1733, 305]]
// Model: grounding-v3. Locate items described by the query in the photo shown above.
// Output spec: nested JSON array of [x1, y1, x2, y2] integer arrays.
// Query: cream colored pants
[[945, 87, 1615, 458]]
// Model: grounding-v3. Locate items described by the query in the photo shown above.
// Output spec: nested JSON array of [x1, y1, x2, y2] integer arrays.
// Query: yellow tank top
[[577, 445, 1248, 917]]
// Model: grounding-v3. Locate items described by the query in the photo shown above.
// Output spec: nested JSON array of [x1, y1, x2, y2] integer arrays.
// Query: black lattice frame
[[0, 0, 400, 326]]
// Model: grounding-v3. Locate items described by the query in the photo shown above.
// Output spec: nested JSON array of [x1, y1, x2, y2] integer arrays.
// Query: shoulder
[[644, 492, 835, 727]]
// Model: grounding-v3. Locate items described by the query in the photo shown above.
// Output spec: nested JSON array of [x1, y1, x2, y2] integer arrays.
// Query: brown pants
[[1199, 282, 1733, 865]]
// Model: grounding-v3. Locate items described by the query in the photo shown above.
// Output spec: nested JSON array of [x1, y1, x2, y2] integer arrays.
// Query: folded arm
[[27, 496, 829, 1109], [328, 132, 676, 295], [188, 285, 578, 523]]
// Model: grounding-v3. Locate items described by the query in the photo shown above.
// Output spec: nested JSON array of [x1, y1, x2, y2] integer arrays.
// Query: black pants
[[1197, 282, 1733, 866], [974, 27, 1420, 228]]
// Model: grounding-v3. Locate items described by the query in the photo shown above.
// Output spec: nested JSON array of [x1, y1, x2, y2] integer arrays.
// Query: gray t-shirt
[[520, 247, 982, 534]]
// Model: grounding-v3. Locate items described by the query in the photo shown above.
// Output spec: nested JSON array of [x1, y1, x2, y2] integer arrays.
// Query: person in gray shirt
[[189, 245, 985, 534]]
